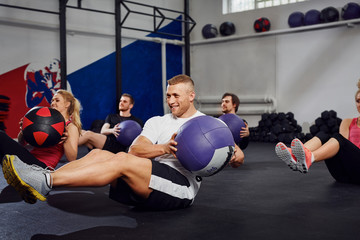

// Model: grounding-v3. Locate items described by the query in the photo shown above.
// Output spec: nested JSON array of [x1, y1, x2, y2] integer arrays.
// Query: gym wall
[[190, 0, 360, 132], [0, 0, 184, 137]]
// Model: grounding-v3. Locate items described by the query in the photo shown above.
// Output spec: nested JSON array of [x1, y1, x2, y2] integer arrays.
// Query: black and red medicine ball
[[22, 107, 65, 148], [254, 17, 271, 32]]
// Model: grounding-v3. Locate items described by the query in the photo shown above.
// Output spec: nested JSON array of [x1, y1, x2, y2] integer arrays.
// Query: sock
[[44, 173, 52, 188]]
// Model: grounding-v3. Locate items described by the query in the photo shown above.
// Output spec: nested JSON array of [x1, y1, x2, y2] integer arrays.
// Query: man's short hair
[[121, 93, 134, 105], [167, 74, 195, 91], [222, 92, 240, 113]]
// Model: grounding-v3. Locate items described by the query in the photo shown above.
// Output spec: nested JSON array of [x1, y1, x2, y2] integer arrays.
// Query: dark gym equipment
[[219, 21, 236, 36], [250, 112, 302, 144], [320, 6, 339, 23], [22, 107, 65, 148], [304, 9, 321, 25], [341, 2, 360, 20], [254, 17, 271, 32], [202, 24, 218, 39], [307, 110, 342, 138], [288, 11, 305, 28]]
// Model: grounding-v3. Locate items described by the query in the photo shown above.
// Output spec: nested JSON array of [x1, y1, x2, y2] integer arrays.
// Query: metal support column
[[59, 0, 67, 90], [184, 0, 190, 76], [115, 0, 122, 102]]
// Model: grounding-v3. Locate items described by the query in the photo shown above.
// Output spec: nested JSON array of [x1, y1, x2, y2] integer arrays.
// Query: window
[[223, 0, 308, 14]]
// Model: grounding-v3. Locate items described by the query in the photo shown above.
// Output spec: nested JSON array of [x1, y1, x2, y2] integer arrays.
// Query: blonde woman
[[276, 80, 360, 184], [0, 89, 81, 169]]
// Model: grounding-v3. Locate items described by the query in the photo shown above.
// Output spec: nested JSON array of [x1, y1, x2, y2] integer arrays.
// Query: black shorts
[[102, 136, 127, 153], [109, 160, 193, 211]]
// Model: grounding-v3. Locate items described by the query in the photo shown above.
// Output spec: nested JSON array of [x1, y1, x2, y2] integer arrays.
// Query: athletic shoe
[[2, 155, 52, 203], [291, 138, 314, 173], [275, 142, 298, 171]]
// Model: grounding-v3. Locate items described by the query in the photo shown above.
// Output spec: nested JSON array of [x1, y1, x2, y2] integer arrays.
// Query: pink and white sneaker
[[275, 142, 298, 171], [291, 138, 314, 173]]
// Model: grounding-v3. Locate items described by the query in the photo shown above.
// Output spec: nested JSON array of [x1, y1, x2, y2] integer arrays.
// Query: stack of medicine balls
[[249, 112, 304, 144], [288, 2, 360, 28], [308, 110, 342, 141], [202, 2, 360, 40], [249, 110, 342, 144]]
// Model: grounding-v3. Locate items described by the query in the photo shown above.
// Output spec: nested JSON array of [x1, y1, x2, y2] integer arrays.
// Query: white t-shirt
[[140, 110, 205, 198]]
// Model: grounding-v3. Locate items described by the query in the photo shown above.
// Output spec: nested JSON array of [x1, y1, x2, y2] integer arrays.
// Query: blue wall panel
[[68, 17, 182, 130]]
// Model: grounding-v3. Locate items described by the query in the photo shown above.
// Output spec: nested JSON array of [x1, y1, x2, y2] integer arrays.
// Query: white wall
[[190, 0, 360, 132]]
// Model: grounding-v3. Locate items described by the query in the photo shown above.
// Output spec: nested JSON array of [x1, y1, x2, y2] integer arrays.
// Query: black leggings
[[0, 130, 47, 168], [316, 131, 360, 184]]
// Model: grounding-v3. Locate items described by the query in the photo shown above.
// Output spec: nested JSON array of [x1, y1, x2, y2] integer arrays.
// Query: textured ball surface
[[22, 107, 65, 148], [116, 120, 142, 147], [341, 2, 360, 20], [218, 114, 246, 145], [175, 115, 235, 177], [288, 11, 304, 28], [304, 9, 321, 25], [320, 6, 339, 23], [220, 21, 236, 36], [254, 17, 271, 32], [202, 24, 218, 39]]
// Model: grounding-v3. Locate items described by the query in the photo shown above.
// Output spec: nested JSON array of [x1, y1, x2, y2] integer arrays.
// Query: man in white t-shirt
[[2, 74, 245, 210]]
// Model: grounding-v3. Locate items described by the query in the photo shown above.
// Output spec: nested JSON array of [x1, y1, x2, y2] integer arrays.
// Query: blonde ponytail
[[56, 89, 82, 134]]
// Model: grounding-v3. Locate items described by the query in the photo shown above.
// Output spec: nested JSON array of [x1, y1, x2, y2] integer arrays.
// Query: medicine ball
[[320, 6, 339, 23], [254, 17, 271, 32], [22, 107, 65, 148], [341, 2, 360, 20], [219, 21, 236, 36], [175, 116, 235, 177], [288, 11, 305, 28], [116, 120, 142, 147], [218, 113, 246, 145], [202, 24, 218, 39], [304, 9, 321, 25]]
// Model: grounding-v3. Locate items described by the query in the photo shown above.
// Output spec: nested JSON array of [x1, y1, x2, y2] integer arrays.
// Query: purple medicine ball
[[116, 120, 142, 147], [218, 113, 246, 145], [175, 115, 235, 177]]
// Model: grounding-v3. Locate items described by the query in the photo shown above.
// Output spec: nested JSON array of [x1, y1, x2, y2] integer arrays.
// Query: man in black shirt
[[79, 93, 143, 153], [221, 92, 250, 150]]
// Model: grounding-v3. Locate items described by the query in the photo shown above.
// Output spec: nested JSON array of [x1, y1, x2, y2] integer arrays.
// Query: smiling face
[[166, 82, 195, 118]]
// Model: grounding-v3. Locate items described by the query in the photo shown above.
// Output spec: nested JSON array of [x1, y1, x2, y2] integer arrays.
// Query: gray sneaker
[[2, 155, 52, 203]]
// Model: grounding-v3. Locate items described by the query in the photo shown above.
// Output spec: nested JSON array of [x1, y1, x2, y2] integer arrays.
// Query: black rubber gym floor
[[1, 142, 360, 240]]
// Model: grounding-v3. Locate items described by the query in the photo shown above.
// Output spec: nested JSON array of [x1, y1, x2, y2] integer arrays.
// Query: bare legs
[[304, 137, 340, 163], [52, 149, 153, 198], [78, 130, 107, 149]]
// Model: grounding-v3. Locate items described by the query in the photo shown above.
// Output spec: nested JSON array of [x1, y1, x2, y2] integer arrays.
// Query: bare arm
[[339, 118, 352, 139], [128, 134, 177, 159], [63, 123, 79, 161]]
